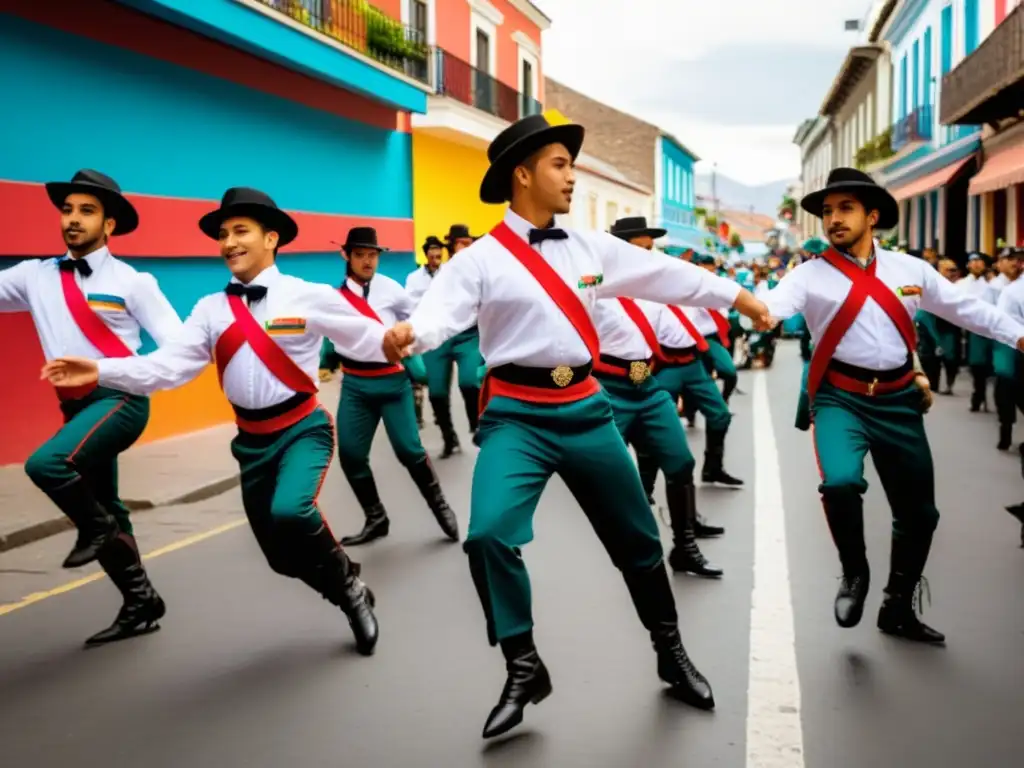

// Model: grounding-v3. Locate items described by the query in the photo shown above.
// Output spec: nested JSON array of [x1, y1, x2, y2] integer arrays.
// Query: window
[[940, 5, 953, 75], [476, 29, 490, 71], [587, 194, 598, 229], [522, 59, 533, 101], [964, 0, 979, 55], [912, 39, 920, 110], [516, 35, 539, 118], [606, 201, 618, 227], [923, 27, 932, 106], [899, 54, 908, 119]]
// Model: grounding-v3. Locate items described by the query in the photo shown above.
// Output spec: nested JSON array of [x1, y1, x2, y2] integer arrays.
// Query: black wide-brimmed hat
[[479, 114, 585, 205], [45, 169, 139, 236], [609, 216, 667, 241], [445, 224, 478, 245], [339, 226, 388, 253], [800, 167, 899, 231], [199, 187, 298, 247], [422, 235, 444, 253]]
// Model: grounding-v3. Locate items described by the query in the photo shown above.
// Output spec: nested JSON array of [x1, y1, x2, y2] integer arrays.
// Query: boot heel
[[530, 678, 553, 704]]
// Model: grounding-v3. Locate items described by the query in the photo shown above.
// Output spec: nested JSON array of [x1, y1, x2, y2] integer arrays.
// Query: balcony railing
[[434, 48, 543, 123], [253, 0, 431, 85], [940, 3, 1024, 125], [892, 106, 933, 152]]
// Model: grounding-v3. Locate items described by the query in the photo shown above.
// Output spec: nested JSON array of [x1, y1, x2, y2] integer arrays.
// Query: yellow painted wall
[[412, 132, 505, 264]]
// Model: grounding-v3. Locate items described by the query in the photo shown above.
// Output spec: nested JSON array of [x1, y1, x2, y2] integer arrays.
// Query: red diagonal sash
[[60, 269, 133, 358], [617, 297, 665, 359], [665, 305, 710, 352], [339, 284, 383, 323], [490, 222, 600, 362], [806, 249, 917, 402], [213, 294, 318, 394], [709, 309, 731, 348]]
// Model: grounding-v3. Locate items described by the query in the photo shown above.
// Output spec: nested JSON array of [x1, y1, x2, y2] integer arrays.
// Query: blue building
[[875, 0, 984, 258], [655, 134, 706, 252]]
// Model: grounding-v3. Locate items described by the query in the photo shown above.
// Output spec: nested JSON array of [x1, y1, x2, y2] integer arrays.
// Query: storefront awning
[[969, 140, 1024, 195], [889, 157, 973, 201]]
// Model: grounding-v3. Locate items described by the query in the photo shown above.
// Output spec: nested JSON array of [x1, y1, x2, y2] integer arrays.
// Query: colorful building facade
[[410, 0, 547, 257], [1, 0, 429, 464]]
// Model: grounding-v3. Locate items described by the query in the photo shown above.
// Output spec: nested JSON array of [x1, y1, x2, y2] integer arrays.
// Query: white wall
[[557, 166, 654, 233]]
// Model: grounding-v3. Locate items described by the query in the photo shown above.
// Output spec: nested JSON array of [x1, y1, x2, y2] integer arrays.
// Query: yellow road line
[[0, 518, 247, 617]]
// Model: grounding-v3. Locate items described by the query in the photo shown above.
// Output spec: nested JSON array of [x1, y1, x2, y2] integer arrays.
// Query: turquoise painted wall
[[1, 15, 413, 218]]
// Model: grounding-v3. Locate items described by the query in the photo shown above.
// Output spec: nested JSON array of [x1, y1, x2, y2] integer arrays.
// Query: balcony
[[252, 0, 431, 86], [940, 4, 1024, 125], [892, 106, 933, 152], [434, 48, 543, 124]]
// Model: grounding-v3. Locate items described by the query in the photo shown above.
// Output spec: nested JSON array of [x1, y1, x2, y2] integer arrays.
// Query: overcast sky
[[536, 0, 870, 185]]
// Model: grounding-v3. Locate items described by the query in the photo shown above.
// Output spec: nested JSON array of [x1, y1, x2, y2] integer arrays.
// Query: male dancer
[[691, 253, 739, 405], [440, 224, 484, 437], [593, 275, 723, 577], [386, 114, 769, 738], [322, 227, 458, 547], [405, 235, 445, 434], [765, 168, 1024, 644], [993, 249, 1024, 450], [44, 187, 385, 654], [1, 169, 182, 646], [960, 252, 994, 411], [997, 270, 1024, 544]]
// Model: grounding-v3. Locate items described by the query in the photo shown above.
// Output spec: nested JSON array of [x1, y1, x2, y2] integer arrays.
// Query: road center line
[[0, 518, 247, 617], [746, 372, 805, 768]]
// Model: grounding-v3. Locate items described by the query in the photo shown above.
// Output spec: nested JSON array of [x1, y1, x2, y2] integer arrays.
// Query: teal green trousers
[[967, 332, 993, 367], [653, 361, 731, 432], [812, 383, 938, 539], [24, 386, 149, 534], [231, 407, 335, 576], [466, 393, 664, 644], [702, 336, 737, 380], [424, 327, 485, 396], [601, 376, 694, 477], [337, 371, 426, 483], [795, 361, 811, 431]]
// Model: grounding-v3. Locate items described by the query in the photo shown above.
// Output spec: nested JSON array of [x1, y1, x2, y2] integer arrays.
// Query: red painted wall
[[996, 0, 1007, 25], [495, 1, 543, 99], [435, 0, 472, 61]]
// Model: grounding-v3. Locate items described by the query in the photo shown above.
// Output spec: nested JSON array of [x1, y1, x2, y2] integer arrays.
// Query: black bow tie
[[528, 227, 568, 246], [225, 282, 268, 304], [59, 258, 93, 277]]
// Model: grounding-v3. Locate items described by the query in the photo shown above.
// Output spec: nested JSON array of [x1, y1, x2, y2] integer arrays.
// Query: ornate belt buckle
[[628, 361, 650, 384], [867, 378, 878, 396], [551, 365, 574, 388]]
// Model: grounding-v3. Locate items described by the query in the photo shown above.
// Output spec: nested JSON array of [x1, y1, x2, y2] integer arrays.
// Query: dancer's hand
[[383, 322, 415, 363], [41, 357, 99, 387], [914, 373, 933, 413], [733, 291, 772, 330]]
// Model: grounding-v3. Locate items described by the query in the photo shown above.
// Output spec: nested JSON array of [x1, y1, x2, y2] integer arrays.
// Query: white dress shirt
[[404, 264, 441, 308], [997, 277, 1024, 327], [983, 272, 1011, 305], [408, 209, 741, 367], [690, 307, 722, 337], [333, 273, 414, 361], [593, 299, 653, 360], [639, 301, 701, 348], [765, 248, 1024, 370], [0, 246, 182, 360], [97, 265, 387, 409]]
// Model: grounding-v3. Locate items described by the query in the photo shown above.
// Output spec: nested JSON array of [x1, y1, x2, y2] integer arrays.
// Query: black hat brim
[[800, 181, 899, 231], [612, 227, 668, 241], [198, 203, 298, 247], [45, 181, 139, 236], [343, 241, 389, 253], [480, 124, 586, 205]]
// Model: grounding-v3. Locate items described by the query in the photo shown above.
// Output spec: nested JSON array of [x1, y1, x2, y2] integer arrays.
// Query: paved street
[[2, 341, 1023, 767]]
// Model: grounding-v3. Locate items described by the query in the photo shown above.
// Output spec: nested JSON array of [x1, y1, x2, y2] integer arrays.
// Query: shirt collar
[[346, 275, 372, 294], [229, 264, 280, 287], [61, 245, 110, 270], [503, 208, 538, 240]]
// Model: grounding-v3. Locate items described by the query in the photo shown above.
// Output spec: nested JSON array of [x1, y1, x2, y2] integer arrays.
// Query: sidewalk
[[0, 423, 239, 553]]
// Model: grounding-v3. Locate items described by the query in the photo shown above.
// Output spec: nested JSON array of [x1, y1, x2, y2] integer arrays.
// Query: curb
[[0, 473, 241, 554]]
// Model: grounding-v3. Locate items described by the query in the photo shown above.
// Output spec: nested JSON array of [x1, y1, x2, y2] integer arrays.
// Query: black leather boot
[[622, 561, 715, 710], [303, 526, 379, 655], [998, 423, 1013, 451], [46, 478, 119, 569], [460, 386, 480, 434], [85, 534, 165, 647], [407, 458, 459, 541], [430, 395, 460, 458], [665, 476, 722, 577], [720, 373, 737, 404], [877, 531, 945, 644], [701, 429, 744, 487], [481, 631, 552, 739], [1008, 504, 1024, 548], [636, 451, 659, 504], [822, 493, 870, 628], [340, 475, 390, 546], [695, 512, 725, 538]]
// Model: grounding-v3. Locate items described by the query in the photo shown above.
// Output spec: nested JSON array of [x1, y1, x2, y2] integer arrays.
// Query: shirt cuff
[[711, 278, 742, 308], [96, 358, 123, 389]]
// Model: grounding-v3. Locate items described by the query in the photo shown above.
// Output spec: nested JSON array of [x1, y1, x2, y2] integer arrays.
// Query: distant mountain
[[695, 173, 794, 218]]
